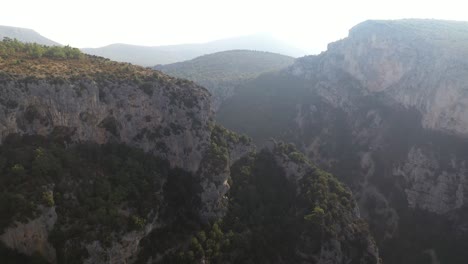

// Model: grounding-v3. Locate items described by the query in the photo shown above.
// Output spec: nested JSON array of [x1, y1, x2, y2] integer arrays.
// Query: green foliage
[[203, 145, 361, 263], [0, 135, 183, 263], [298, 168, 354, 237], [41, 191, 54, 207], [0, 38, 83, 60], [203, 125, 233, 171], [172, 222, 230, 264], [11, 164, 25, 175], [219, 150, 300, 263], [205, 125, 252, 171], [0, 135, 365, 263], [304, 206, 325, 223], [130, 215, 146, 230]]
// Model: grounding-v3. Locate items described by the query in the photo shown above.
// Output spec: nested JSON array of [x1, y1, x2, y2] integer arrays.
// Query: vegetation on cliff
[[0, 38, 178, 83], [138, 142, 378, 264], [0, 134, 194, 263]]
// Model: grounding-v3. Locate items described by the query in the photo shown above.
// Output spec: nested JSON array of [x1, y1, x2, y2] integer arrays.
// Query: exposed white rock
[[394, 147, 468, 214]]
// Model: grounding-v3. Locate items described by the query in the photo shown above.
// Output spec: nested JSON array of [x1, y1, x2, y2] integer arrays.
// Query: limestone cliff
[[0, 74, 211, 173], [0, 47, 222, 263]]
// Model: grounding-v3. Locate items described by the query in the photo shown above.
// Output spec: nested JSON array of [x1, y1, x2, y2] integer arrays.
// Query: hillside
[[0, 38, 379, 263], [156, 50, 295, 110], [82, 34, 306, 66], [0, 25, 60, 46], [217, 19, 468, 263]]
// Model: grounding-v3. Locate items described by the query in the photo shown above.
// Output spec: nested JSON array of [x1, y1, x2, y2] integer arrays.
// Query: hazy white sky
[[1, 0, 467, 53]]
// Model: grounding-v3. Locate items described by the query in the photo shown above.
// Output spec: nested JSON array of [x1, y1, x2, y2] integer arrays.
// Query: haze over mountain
[[0, 25, 60, 46], [156, 50, 295, 110], [216, 19, 468, 263], [82, 34, 306, 66]]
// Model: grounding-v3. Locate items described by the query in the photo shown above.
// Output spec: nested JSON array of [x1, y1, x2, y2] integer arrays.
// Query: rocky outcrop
[[84, 220, 159, 264], [0, 206, 57, 263], [394, 146, 468, 214], [197, 125, 255, 222]]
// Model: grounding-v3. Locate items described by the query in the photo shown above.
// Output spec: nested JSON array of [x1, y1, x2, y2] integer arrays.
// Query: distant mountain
[[0, 25, 60, 46], [82, 34, 307, 66], [155, 50, 295, 110]]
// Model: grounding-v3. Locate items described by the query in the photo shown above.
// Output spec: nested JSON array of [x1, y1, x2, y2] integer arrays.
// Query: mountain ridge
[[0, 25, 60, 46], [82, 34, 307, 66], [156, 50, 295, 110]]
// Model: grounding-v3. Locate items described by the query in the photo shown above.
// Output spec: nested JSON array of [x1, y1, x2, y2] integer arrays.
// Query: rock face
[[394, 146, 468, 213], [217, 19, 468, 263], [197, 125, 255, 222], [84, 220, 158, 264], [0, 76, 211, 173], [0, 207, 57, 263], [325, 19, 468, 135]]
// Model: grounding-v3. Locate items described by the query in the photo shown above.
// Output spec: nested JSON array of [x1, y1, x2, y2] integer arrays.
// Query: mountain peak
[[0, 25, 60, 46]]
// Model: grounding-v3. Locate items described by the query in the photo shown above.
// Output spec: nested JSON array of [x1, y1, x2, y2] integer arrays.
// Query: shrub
[[42, 191, 55, 207]]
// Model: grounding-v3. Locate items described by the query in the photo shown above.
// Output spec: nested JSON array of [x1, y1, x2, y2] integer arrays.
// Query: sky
[[1, 0, 467, 54]]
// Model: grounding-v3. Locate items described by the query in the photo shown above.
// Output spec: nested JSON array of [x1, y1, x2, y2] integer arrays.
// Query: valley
[[1, 17, 468, 264]]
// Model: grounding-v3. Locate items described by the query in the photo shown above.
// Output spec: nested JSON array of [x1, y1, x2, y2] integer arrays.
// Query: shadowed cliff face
[[217, 19, 468, 263]]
